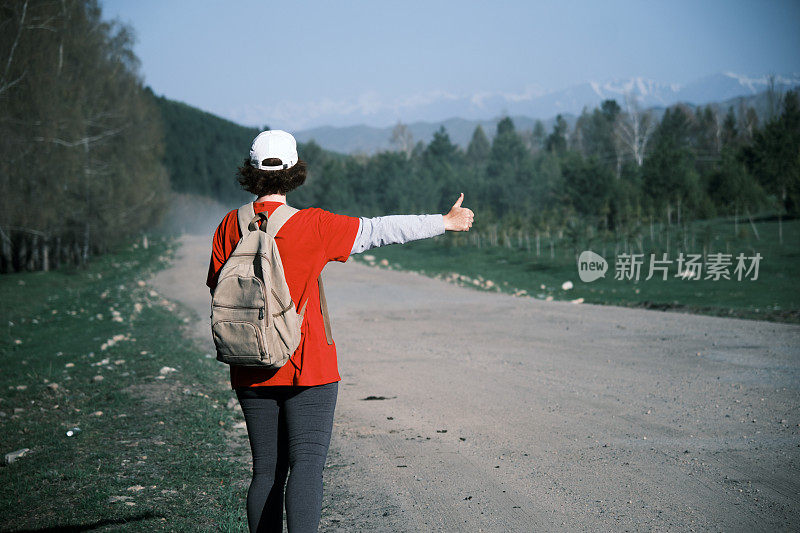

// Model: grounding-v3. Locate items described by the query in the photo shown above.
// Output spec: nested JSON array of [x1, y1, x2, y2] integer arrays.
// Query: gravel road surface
[[153, 234, 800, 532]]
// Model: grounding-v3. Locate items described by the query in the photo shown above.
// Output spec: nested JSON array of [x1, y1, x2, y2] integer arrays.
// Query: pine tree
[[466, 125, 490, 164], [545, 115, 569, 155], [741, 90, 800, 213]]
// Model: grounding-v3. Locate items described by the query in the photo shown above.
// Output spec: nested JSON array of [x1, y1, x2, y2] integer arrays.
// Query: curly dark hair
[[237, 157, 307, 196]]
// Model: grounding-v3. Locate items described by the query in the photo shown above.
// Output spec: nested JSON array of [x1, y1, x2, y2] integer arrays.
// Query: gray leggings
[[235, 382, 338, 533]]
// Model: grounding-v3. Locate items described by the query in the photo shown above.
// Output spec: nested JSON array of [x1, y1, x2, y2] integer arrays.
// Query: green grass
[[0, 238, 249, 531], [0, 215, 795, 530], [353, 216, 800, 323]]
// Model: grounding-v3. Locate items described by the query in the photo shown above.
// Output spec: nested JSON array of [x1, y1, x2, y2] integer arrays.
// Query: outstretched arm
[[351, 193, 474, 254]]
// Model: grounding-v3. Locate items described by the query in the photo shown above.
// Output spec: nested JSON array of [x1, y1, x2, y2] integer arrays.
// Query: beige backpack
[[211, 202, 333, 368]]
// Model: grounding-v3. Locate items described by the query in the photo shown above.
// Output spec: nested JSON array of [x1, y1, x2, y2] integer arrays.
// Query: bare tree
[[0, 0, 28, 97], [390, 121, 413, 157], [614, 92, 656, 167], [570, 108, 589, 156], [736, 100, 759, 143], [765, 73, 784, 123]]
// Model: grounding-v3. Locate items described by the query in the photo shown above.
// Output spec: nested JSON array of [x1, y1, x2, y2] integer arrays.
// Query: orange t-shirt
[[206, 201, 360, 389]]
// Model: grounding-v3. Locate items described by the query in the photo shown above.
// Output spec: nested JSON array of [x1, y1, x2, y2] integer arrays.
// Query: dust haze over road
[[153, 233, 800, 532]]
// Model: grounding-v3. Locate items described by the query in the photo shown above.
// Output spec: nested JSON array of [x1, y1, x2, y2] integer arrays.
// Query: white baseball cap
[[249, 130, 298, 170]]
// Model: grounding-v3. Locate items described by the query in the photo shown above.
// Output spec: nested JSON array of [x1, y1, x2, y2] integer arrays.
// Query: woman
[[206, 130, 473, 532]]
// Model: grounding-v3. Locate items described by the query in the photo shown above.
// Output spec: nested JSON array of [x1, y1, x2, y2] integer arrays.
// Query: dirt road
[[153, 234, 800, 532]]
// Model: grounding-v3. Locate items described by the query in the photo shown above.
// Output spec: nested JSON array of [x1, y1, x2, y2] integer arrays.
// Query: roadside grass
[[0, 238, 249, 532], [353, 216, 800, 323]]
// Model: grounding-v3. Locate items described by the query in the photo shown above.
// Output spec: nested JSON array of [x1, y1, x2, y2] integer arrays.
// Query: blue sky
[[102, 0, 800, 130]]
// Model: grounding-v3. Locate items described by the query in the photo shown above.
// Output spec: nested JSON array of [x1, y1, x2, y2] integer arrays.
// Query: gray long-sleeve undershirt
[[350, 214, 446, 254]]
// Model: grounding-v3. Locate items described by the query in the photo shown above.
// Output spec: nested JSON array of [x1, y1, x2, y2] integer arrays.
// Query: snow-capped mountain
[[286, 72, 800, 153], [675, 72, 799, 106], [243, 72, 800, 134], [295, 73, 800, 153], [479, 73, 800, 119]]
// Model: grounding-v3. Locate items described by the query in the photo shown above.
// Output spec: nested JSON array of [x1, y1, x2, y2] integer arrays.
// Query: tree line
[[291, 87, 799, 248], [0, 0, 169, 273], [154, 95, 258, 204], [152, 84, 798, 252]]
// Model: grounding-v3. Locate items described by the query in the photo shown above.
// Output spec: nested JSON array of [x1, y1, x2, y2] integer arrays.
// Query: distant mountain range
[[293, 72, 800, 154]]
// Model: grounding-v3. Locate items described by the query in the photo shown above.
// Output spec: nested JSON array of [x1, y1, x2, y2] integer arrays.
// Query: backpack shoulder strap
[[256, 204, 334, 345], [264, 204, 299, 237], [318, 275, 333, 345], [237, 202, 256, 234]]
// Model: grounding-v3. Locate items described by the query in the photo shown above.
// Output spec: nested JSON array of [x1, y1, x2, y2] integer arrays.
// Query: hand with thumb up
[[443, 193, 474, 232]]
